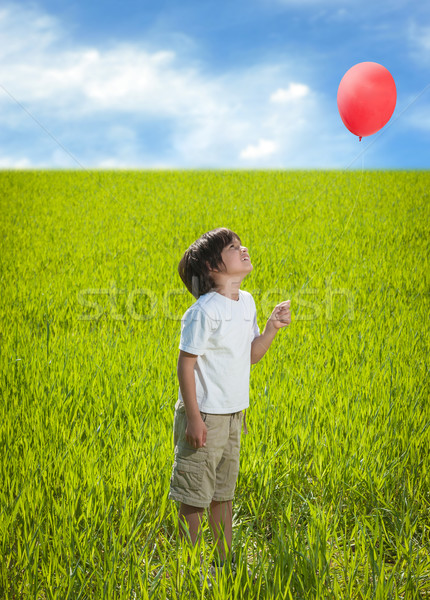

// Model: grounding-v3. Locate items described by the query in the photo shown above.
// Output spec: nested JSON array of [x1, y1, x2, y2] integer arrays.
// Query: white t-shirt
[[178, 289, 260, 414]]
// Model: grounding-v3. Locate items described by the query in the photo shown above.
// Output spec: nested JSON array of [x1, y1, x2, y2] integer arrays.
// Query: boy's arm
[[251, 300, 291, 364], [177, 350, 200, 420], [251, 321, 278, 364]]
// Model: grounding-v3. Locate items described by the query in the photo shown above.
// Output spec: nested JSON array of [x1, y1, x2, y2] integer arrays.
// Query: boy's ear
[[206, 261, 219, 273]]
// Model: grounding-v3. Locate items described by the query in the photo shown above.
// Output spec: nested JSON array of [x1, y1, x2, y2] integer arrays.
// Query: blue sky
[[1, 1, 429, 168]]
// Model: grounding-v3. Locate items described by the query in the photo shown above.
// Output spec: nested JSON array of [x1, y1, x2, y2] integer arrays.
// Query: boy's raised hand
[[270, 300, 291, 329]]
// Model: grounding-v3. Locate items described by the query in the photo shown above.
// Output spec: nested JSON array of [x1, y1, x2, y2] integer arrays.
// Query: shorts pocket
[[172, 449, 207, 492]]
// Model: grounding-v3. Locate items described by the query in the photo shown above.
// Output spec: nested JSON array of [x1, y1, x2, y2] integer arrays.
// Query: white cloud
[[0, 155, 32, 168], [0, 3, 354, 168], [240, 139, 278, 159], [0, 5, 60, 58], [270, 83, 310, 103], [0, 6, 222, 121], [404, 102, 430, 133], [408, 22, 430, 65]]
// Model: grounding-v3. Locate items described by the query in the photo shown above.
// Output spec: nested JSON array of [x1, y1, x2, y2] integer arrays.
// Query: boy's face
[[218, 237, 253, 276]]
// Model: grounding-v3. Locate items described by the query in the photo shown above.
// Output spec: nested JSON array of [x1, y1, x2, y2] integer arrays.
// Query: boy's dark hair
[[178, 228, 241, 298]]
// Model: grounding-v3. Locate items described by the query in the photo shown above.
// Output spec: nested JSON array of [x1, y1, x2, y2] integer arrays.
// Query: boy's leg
[[208, 499, 232, 563], [178, 502, 205, 546], [208, 411, 242, 564]]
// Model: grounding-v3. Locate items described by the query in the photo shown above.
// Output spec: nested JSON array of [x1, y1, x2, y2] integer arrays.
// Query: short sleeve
[[179, 307, 215, 355]]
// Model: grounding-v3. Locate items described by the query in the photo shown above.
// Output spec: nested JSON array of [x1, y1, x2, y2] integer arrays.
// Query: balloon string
[[295, 152, 365, 306]]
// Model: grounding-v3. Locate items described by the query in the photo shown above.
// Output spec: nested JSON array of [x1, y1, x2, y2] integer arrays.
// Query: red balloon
[[337, 62, 396, 140]]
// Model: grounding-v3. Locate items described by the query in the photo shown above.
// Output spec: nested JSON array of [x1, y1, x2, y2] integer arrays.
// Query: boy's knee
[[180, 502, 205, 515]]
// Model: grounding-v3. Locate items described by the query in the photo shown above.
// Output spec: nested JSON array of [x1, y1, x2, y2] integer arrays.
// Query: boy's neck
[[213, 279, 242, 301]]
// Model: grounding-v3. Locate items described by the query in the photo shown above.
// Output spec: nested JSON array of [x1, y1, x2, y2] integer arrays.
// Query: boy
[[169, 227, 291, 573]]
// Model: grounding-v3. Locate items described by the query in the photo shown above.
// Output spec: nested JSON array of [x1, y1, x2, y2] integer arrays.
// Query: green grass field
[[1, 170, 429, 599]]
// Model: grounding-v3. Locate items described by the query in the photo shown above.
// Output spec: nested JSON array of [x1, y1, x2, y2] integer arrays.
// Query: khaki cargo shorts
[[169, 400, 248, 509]]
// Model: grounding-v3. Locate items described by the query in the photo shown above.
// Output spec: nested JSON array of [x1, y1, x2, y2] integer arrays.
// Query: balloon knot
[[359, 136, 362, 142]]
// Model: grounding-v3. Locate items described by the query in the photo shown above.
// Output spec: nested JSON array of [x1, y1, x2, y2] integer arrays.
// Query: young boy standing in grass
[[169, 227, 291, 574]]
